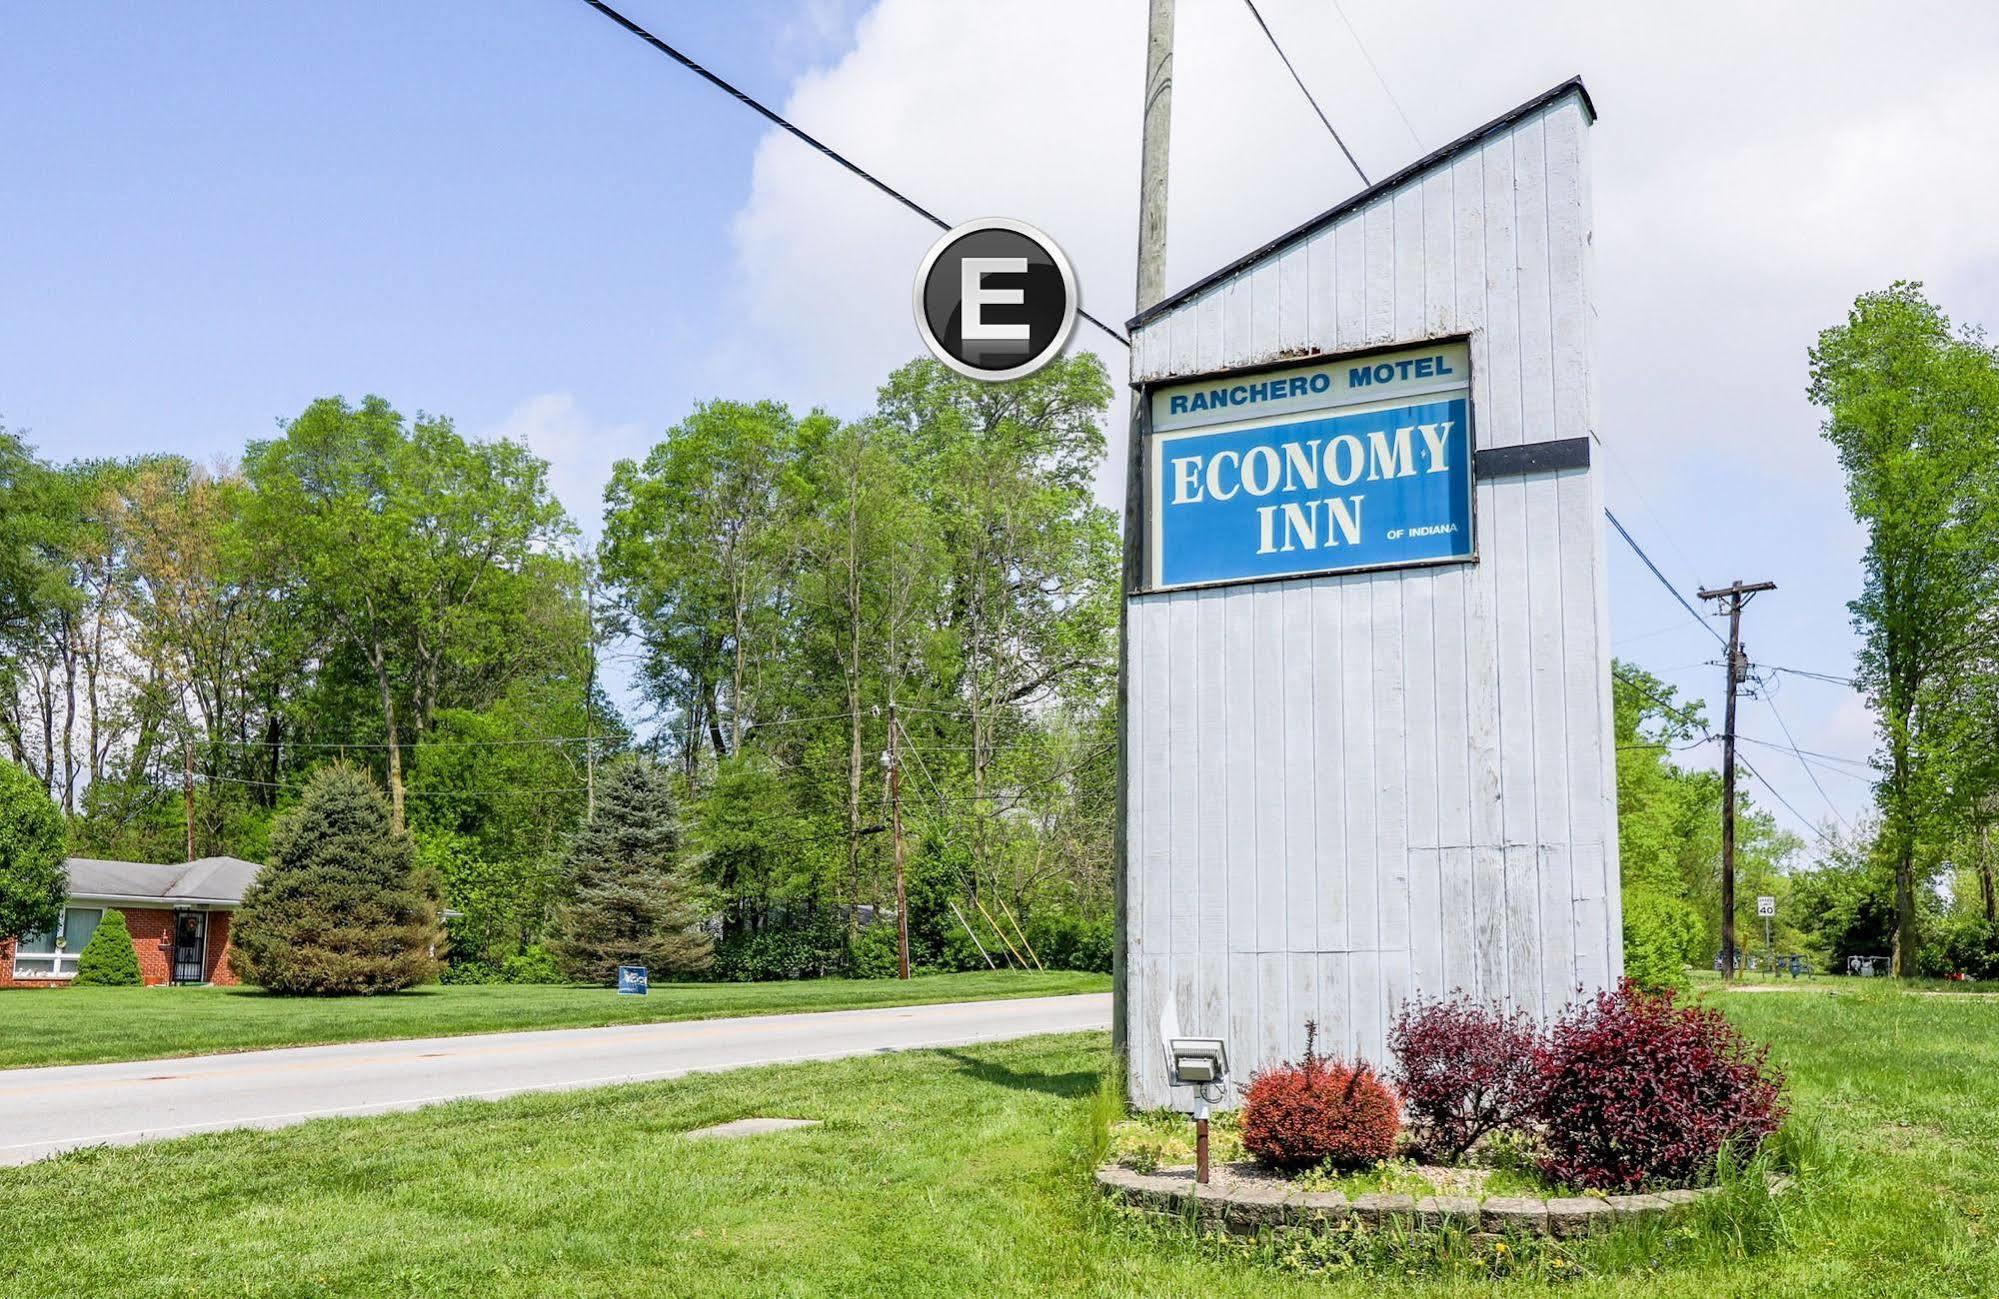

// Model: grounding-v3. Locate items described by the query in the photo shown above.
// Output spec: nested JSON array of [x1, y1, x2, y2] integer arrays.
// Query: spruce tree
[[72, 908, 142, 986], [232, 765, 441, 994], [551, 759, 711, 984]]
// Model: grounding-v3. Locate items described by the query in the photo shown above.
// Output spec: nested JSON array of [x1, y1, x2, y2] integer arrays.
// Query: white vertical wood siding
[[1124, 90, 1620, 1108]]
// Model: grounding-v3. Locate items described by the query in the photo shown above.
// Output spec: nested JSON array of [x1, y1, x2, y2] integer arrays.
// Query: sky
[[6, 0, 1998, 851]]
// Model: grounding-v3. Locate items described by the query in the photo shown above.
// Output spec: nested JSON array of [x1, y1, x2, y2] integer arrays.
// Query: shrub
[[847, 920, 902, 979], [1537, 980, 1785, 1191], [711, 918, 846, 981], [1239, 1021, 1400, 1171], [71, 908, 142, 986], [231, 765, 442, 995], [1022, 909, 1113, 973], [0, 759, 66, 943], [1622, 889, 1704, 992], [1388, 993, 1543, 1162]]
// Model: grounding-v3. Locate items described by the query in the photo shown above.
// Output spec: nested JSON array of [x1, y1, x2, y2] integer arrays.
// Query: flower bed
[[1095, 1160, 1723, 1239]]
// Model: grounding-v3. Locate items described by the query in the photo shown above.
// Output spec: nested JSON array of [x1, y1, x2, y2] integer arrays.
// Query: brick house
[[1, 856, 261, 988]]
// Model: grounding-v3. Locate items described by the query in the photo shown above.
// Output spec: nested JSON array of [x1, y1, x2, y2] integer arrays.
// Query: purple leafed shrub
[[1388, 993, 1545, 1162], [1536, 980, 1786, 1191]]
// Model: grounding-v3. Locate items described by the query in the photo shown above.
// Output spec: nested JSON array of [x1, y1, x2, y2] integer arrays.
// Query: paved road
[[0, 992, 1109, 1166]]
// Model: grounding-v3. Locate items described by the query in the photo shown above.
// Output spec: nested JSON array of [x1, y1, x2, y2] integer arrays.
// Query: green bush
[[847, 921, 902, 979], [439, 946, 569, 986], [1623, 889, 1703, 992], [231, 765, 442, 995], [0, 759, 66, 943], [711, 917, 846, 981], [71, 908, 142, 986], [501, 944, 566, 985], [1920, 915, 1999, 980], [1022, 909, 1113, 973]]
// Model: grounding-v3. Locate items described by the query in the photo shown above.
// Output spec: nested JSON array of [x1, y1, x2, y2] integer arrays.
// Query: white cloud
[[705, 0, 1999, 838], [484, 393, 648, 541]]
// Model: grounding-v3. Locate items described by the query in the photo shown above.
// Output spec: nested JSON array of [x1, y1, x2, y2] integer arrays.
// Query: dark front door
[[172, 911, 207, 984]]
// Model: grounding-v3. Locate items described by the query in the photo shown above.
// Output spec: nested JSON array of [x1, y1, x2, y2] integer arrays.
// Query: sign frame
[[1129, 334, 1481, 597]]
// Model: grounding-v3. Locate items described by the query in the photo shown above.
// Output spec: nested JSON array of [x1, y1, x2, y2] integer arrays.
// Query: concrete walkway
[[0, 992, 1109, 1166]]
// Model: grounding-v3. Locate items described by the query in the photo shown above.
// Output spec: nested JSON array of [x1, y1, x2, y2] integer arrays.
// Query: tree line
[[5, 282, 1997, 988], [0, 354, 1118, 981]]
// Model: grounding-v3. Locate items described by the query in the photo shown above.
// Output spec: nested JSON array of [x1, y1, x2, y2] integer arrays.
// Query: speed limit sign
[[1756, 896, 1776, 917]]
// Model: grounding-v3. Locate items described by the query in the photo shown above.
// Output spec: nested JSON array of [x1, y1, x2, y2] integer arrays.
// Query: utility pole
[[888, 701, 910, 980], [1134, 0, 1175, 310], [183, 740, 195, 863], [584, 574, 598, 822], [1699, 578, 1776, 981]]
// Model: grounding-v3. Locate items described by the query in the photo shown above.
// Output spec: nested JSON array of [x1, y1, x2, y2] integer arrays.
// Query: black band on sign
[[1473, 436, 1592, 478]]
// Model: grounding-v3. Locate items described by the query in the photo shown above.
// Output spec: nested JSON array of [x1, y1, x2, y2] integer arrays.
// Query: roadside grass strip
[[3, 987, 1997, 1296]]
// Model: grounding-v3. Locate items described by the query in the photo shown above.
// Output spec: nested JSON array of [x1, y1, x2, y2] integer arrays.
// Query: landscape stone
[[1349, 1192, 1417, 1224], [1223, 1178, 1290, 1234], [1289, 1189, 1350, 1226], [1543, 1196, 1611, 1237], [1415, 1195, 1481, 1229], [1606, 1193, 1672, 1218], [1479, 1196, 1549, 1234]]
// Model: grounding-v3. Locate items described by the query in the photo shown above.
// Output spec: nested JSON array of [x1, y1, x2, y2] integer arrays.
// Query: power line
[[1611, 665, 1713, 742], [574, 0, 1131, 350], [1737, 756, 1842, 852], [1764, 664, 1859, 688], [1237, 0, 1370, 186], [1604, 509, 1726, 647], [1735, 734, 1875, 774], [1327, 0, 1421, 151], [1757, 691, 1852, 830]]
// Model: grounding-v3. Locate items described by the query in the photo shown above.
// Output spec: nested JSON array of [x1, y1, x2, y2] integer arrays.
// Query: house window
[[12, 906, 104, 980]]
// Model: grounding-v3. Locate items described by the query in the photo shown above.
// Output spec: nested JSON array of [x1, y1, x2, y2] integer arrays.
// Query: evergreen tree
[[0, 759, 66, 942], [551, 759, 711, 984], [232, 765, 441, 994], [72, 908, 142, 986]]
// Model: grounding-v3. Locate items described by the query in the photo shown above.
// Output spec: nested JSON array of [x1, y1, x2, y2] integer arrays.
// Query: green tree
[[549, 759, 710, 984], [0, 758, 66, 941], [1809, 283, 1999, 974], [243, 396, 570, 830], [232, 765, 441, 994], [72, 908, 142, 986], [602, 400, 798, 766]]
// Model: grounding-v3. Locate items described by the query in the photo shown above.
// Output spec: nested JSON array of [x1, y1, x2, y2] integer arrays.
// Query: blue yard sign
[[617, 965, 648, 996], [1146, 342, 1474, 591]]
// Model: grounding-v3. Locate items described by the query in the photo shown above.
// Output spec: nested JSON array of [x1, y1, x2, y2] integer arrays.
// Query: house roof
[[64, 855, 262, 907], [1126, 76, 1597, 332]]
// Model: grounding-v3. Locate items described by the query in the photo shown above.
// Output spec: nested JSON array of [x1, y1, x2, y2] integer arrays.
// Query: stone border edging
[[1096, 1163, 1722, 1239]]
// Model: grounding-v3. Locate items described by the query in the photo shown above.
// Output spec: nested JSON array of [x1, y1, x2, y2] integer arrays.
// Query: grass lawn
[[0, 970, 1107, 1070], [4, 983, 1997, 1296]]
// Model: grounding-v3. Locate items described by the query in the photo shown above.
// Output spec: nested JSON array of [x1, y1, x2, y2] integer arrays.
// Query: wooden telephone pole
[[183, 740, 195, 863], [1699, 578, 1776, 981], [1134, 0, 1174, 311], [888, 702, 910, 980]]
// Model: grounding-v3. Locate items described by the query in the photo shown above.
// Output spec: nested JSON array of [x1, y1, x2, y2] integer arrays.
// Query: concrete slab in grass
[[684, 1118, 821, 1141]]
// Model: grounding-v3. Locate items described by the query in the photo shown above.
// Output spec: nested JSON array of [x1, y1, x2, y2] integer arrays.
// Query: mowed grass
[[4, 985, 1998, 1296], [0, 971, 1107, 1069]]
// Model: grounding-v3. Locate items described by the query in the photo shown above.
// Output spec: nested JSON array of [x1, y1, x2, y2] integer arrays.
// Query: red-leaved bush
[[1388, 993, 1544, 1161], [1239, 1021, 1400, 1171], [1537, 980, 1785, 1191]]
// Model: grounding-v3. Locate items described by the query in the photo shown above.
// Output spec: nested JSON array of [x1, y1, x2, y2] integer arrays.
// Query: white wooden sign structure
[[1116, 78, 1620, 1108]]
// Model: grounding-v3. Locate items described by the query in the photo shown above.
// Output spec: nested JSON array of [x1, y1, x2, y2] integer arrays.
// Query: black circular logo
[[913, 219, 1078, 382]]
